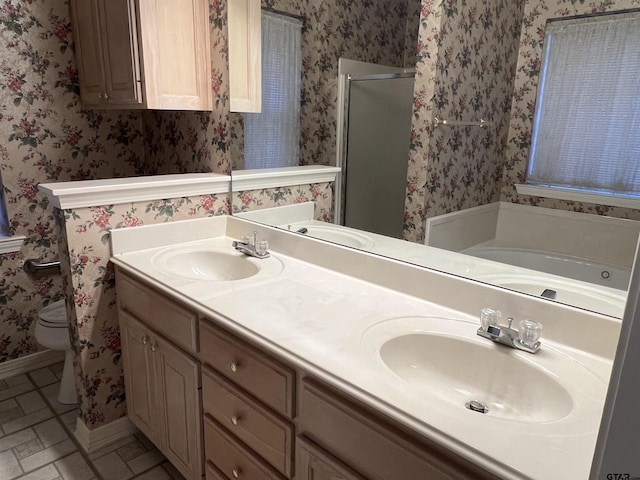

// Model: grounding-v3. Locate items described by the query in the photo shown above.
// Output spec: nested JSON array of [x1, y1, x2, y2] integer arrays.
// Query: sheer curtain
[[527, 11, 640, 195], [244, 10, 302, 169]]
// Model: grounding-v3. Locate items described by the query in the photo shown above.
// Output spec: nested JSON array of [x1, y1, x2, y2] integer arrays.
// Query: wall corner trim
[[231, 165, 341, 191], [74, 416, 138, 453], [0, 349, 65, 381], [38, 173, 231, 210], [0, 235, 26, 255]]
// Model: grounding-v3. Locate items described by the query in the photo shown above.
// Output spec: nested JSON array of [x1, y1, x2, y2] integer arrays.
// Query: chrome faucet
[[286, 225, 308, 234], [477, 308, 542, 354], [232, 231, 270, 259]]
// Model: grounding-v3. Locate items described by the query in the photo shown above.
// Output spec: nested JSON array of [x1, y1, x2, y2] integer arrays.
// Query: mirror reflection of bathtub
[[237, 201, 637, 318]]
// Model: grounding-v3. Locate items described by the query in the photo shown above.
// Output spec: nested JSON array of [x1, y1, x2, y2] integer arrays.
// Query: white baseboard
[[0, 349, 66, 380], [74, 416, 138, 453]]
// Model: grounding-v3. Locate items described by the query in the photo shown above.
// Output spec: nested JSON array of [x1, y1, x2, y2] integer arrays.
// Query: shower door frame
[[335, 60, 415, 235]]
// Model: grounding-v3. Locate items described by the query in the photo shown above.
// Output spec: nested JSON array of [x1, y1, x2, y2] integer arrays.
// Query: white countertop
[[110, 215, 616, 480]]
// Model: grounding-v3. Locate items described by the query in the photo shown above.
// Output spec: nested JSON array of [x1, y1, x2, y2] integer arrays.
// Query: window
[[0, 175, 25, 254], [243, 10, 302, 169], [525, 11, 640, 204], [0, 175, 9, 237]]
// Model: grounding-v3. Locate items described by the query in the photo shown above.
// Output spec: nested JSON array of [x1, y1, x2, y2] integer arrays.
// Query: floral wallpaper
[[0, 0, 146, 365], [499, 0, 640, 221], [6, 0, 639, 438], [56, 194, 228, 427], [0, 0, 232, 432], [141, 0, 232, 176], [403, 0, 525, 243], [405, 0, 640, 245], [229, 0, 420, 170], [232, 182, 333, 222]]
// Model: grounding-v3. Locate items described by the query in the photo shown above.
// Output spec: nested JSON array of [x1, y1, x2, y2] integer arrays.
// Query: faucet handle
[[255, 239, 269, 256], [480, 308, 501, 330], [507, 317, 513, 329], [519, 319, 542, 347]]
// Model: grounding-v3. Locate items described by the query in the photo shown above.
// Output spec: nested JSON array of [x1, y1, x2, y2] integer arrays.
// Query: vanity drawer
[[205, 462, 226, 480], [200, 320, 294, 417], [202, 367, 293, 477], [117, 272, 197, 353], [204, 415, 285, 480], [298, 379, 498, 480]]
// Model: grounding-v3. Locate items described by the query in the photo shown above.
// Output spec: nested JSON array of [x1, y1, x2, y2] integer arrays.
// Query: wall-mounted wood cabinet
[[227, 0, 262, 112], [70, 0, 212, 110]]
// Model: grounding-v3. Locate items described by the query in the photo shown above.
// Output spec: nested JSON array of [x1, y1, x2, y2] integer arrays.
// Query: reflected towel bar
[[433, 117, 491, 128]]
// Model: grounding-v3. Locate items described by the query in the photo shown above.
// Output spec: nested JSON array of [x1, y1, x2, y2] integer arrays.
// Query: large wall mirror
[[230, 0, 640, 320]]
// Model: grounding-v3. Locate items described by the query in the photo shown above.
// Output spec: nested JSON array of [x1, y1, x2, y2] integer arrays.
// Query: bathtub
[[463, 245, 630, 291]]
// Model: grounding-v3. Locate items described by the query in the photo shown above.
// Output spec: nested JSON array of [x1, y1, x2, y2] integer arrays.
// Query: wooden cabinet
[[116, 269, 497, 480], [200, 319, 294, 479], [70, 0, 142, 107], [298, 379, 500, 480], [204, 415, 284, 480], [120, 311, 161, 445], [117, 273, 203, 480], [202, 368, 293, 477], [70, 0, 212, 110], [296, 438, 365, 480], [200, 321, 295, 417], [156, 332, 202, 478], [228, 0, 261, 112]]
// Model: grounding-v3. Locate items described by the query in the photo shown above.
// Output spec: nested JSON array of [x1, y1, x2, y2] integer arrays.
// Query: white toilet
[[35, 299, 77, 404]]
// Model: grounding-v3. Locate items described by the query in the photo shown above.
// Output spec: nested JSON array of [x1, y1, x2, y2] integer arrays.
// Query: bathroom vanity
[[110, 215, 618, 480]]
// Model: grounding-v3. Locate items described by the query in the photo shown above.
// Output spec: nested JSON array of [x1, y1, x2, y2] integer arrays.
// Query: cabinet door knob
[[98, 93, 103, 100], [150, 342, 157, 352], [141, 335, 148, 345], [228, 361, 239, 373], [230, 415, 239, 426], [104, 92, 110, 100], [232, 468, 241, 479]]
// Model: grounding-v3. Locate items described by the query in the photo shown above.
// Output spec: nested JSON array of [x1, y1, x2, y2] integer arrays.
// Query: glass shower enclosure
[[337, 65, 415, 239]]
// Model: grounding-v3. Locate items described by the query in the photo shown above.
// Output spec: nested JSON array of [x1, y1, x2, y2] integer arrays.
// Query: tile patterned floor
[[0, 363, 185, 480]]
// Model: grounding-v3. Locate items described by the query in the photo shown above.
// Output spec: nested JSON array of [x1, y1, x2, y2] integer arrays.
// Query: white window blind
[[527, 11, 640, 198], [244, 10, 302, 169]]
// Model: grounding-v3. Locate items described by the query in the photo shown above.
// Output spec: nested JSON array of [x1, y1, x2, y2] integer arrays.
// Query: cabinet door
[[156, 336, 203, 480], [120, 313, 161, 445], [70, 0, 107, 106], [296, 438, 364, 480], [228, 0, 261, 112], [137, 0, 212, 110], [99, 0, 143, 105]]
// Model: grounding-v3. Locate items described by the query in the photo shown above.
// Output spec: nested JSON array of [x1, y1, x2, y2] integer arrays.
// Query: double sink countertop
[[110, 215, 619, 480]]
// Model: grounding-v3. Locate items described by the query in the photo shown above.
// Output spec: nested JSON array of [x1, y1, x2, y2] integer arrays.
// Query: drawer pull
[[230, 415, 239, 426], [232, 467, 241, 478], [229, 361, 239, 373]]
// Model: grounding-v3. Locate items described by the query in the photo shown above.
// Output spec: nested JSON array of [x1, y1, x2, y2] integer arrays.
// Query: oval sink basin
[[160, 250, 259, 281], [358, 316, 603, 424], [379, 332, 573, 422], [283, 224, 374, 248], [152, 244, 283, 282]]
